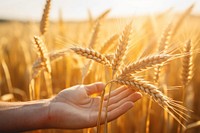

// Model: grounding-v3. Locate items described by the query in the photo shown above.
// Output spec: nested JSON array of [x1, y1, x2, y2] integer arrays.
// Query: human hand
[[47, 82, 142, 129]]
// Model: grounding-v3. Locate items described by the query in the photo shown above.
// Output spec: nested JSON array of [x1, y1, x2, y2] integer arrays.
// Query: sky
[[0, 0, 199, 21]]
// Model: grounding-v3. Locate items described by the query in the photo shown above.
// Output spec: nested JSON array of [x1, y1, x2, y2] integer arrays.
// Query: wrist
[[0, 99, 51, 132], [20, 99, 51, 131], [35, 99, 52, 129]]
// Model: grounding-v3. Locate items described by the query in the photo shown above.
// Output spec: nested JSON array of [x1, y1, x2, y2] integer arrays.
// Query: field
[[0, 1, 200, 133]]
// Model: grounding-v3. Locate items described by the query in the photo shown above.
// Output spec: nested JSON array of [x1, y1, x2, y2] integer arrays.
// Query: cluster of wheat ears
[[1, 0, 199, 132]]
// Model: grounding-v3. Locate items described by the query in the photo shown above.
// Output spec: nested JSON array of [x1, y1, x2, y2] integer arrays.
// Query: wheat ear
[[113, 76, 191, 127], [32, 36, 51, 79], [71, 47, 111, 67], [177, 40, 193, 133], [95, 9, 111, 23], [158, 23, 172, 52], [119, 54, 171, 77], [154, 23, 172, 83], [181, 40, 192, 87], [88, 20, 100, 49], [40, 0, 51, 35], [32, 48, 69, 74], [112, 22, 132, 74], [99, 34, 119, 54], [87, 9, 93, 26], [172, 4, 194, 37]]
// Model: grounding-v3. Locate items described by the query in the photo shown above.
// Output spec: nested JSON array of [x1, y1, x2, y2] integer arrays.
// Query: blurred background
[[0, 0, 200, 21], [0, 0, 200, 133]]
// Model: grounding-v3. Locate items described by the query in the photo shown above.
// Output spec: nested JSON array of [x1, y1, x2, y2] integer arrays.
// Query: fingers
[[104, 85, 131, 100], [99, 101, 134, 124], [107, 101, 134, 122], [106, 92, 142, 112], [105, 87, 135, 105], [84, 82, 105, 95], [92, 87, 142, 125], [101, 91, 142, 123]]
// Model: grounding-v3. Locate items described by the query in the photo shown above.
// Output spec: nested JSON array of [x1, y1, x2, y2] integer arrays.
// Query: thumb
[[84, 82, 105, 95]]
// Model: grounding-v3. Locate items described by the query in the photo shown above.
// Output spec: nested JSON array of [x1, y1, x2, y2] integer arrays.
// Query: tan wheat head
[[32, 36, 51, 79], [71, 46, 112, 67], [40, 0, 51, 35]]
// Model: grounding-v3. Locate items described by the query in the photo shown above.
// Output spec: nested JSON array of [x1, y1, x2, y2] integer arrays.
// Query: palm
[[49, 82, 142, 129]]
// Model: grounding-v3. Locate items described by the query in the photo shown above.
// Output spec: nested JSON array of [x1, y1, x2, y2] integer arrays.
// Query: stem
[[104, 71, 115, 133], [97, 87, 105, 133], [44, 72, 53, 97], [177, 85, 186, 133], [97, 82, 111, 133], [145, 98, 152, 133], [104, 83, 113, 133]]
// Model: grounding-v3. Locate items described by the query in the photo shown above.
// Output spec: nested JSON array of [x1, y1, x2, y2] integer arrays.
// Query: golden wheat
[[112, 22, 132, 74], [119, 54, 171, 77], [32, 36, 51, 78], [113, 76, 190, 127], [88, 20, 100, 49], [181, 40, 192, 87], [71, 46, 112, 67], [99, 34, 119, 54], [40, 0, 51, 35], [154, 23, 172, 83]]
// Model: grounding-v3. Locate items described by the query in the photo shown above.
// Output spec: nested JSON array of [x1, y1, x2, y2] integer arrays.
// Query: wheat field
[[0, 1, 200, 133]]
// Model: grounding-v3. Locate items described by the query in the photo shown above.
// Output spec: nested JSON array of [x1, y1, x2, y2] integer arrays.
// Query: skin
[[0, 82, 142, 132]]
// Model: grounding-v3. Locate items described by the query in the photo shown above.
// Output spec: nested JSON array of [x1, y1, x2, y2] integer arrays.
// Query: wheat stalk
[[148, 23, 173, 133], [113, 76, 191, 127], [102, 22, 133, 132], [158, 23, 172, 52], [32, 48, 70, 79], [32, 36, 51, 78], [32, 49, 69, 66], [119, 54, 171, 77], [87, 9, 93, 26], [181, 40, 192, 87], [40, 0, 51, 35], [177, 39, 193, 133], [99, 34, 119, 54], [71, 46, 111, 67], [88, 20, 100, 49], [112, 22, 132, 74], [172, 4, 194, 37], [31, 36, 52, 99], [58, 9, 65, 36], [95, 9, 111, 23], [154, 23, 172, 83]]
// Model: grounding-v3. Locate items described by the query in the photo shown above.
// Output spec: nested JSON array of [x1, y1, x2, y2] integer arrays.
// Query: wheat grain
[[105, 54, 114, 63]]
